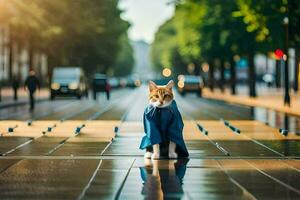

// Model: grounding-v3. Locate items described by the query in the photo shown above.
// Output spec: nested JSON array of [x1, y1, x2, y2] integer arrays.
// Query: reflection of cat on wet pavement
[[139, 159, 189, 198], [139, 80, 189, 160]]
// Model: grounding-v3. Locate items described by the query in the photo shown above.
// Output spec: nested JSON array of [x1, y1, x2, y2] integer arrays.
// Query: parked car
[[109, 77, 120, 88], [126, 75, 141, 88], [177, 75, 204, 97], [92, 74, 110, 100], [50, 67, 88, 100]]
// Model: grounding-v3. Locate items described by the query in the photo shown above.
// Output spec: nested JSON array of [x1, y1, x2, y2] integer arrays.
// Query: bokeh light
[[162, 68, 172, 77], [202, 63, 209, 73]]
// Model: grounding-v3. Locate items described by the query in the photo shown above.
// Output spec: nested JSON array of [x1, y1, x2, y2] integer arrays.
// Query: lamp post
[[283, 17, 290, 106], [0, 27, 3, 102]]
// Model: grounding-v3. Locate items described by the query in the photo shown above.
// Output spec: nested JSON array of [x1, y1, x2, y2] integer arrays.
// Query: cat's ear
[[166, 80, 174, 90], [149, 81, 157, 91]]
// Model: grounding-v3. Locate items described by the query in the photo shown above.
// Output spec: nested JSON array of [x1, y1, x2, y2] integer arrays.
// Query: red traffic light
[[274, 49, 284, 60]]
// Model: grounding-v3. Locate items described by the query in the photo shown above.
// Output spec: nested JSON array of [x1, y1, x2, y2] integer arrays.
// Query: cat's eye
[[154, 95, 159, 98]]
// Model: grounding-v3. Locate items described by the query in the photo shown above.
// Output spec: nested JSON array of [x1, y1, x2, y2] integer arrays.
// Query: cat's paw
[[151, 153, 160, 160], [168, 152, 178, 159], [144, 151, 152, 159]]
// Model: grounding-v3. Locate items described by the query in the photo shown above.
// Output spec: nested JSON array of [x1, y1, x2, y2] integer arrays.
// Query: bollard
[[197, 124, 208, 135], [47, 124, 57, 132], [279, 128, 288, 136], [215, 142, 230, 156], [75, 124, 85, 135], [223, 120, 230, 127], [228, 125, 241, 134], [222, 120, 241, 134], [114, 126, 119, 133], [8, 125, 18, 133]]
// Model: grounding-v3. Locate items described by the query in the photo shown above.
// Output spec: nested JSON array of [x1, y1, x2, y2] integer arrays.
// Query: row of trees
[[151, 0, 300, 96], [0, 0, 134, 79]]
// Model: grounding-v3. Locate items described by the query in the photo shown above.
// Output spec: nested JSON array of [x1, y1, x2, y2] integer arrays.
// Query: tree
[[151, 19, 183, 74], [113, 33, 134, 76], [289, 0, 300, 91], [0, 0, 133, 81], [152, 0, 298, 97]]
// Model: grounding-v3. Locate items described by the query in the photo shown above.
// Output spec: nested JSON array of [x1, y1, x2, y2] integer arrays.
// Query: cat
[[145, 80, 178, 160]]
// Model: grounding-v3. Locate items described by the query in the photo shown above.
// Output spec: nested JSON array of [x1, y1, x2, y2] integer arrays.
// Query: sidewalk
[[0, 87, 49, 108], [203, 85, 300, 117]]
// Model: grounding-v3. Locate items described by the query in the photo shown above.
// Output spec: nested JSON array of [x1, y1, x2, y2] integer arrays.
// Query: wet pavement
[[0, 86, 299, 199]]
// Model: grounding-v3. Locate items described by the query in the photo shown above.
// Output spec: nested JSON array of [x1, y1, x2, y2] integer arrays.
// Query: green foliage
[[112, 33, 134, 76], [151, 0, 297, 74], [174, 1, 204, 63], [0, 0, 133, 77], [289, 0, 300, 48], [151, 19, 180, 72]]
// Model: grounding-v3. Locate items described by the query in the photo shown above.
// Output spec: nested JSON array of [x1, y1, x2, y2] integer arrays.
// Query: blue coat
[[139, 100, 189, 157]]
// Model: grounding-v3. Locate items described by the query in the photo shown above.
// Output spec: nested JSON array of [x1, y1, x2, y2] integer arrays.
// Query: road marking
[[77, 159, 103, 200], [114, 158, 135, 200], [245, 160, 300, 195], [1, 139, 33, 156], [182, 111, 231, 156], [216, 160, 257, 200]]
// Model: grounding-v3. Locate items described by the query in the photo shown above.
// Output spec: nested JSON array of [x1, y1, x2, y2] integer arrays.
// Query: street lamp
[[283, 16, 290, 106]]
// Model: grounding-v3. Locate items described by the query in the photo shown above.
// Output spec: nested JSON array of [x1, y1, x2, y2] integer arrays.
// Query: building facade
[[0, 25, 48, 85]]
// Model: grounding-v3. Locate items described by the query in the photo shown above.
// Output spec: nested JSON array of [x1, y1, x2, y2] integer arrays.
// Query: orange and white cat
[[145, 80, 178, 159]]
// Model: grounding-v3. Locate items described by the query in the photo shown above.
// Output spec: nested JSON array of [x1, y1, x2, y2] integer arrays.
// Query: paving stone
[[9, 137, 66, 156], [0, 137, 32, 155], [0, 159, 99, 199], [51, 141, 110, 156], [0, 119, 299, 199], [219, 159, 300, 199]]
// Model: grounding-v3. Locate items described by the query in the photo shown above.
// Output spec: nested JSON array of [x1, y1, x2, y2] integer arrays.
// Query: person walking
[[105, 81, 111, 100], [24, 70, 40, 111], [11, 75, 20, 101]]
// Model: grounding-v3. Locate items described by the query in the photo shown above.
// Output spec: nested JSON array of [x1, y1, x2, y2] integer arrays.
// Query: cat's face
[[149, 80, 174, 108]]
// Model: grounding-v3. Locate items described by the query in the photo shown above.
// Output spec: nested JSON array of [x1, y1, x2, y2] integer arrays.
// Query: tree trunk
[[14, 43, 20, 80], [0, 28, 4, 80], [248, 52, 257, 97], [8, 26, 14, 82], [220, 59, 225, 93], [265, 53, 269, 73], [230, 56, 236, 95], [8, 39, 13, 81], [18, 44, 22, 80], [28, 47, 34, 71], [275, 60, 281, 88], [0, 28, 3, 101], [209, 61, 215, 92], [294, 49, 299, 92]]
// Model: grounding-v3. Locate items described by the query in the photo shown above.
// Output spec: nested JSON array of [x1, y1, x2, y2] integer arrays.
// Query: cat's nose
[[159, 101, 163, 105]]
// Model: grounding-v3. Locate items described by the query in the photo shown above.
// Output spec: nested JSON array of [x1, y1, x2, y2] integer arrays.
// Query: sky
[[118, 0, 175, 44]]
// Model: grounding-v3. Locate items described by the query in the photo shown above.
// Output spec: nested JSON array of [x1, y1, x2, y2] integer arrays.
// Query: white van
[[50, 67, 88, 100]]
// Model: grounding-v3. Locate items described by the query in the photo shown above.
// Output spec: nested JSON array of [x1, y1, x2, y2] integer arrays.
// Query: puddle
[[140, 159, 189, 199]]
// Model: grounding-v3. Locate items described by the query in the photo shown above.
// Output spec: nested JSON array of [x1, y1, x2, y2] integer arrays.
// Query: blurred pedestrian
[[106, 81, 111, 100], [11, 75, 20, 101], [24, 70, 40, 111]]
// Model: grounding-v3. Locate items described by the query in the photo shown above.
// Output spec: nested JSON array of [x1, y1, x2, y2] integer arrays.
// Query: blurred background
[[0, 0, 299, 99], [1, 2, 300, 198]]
